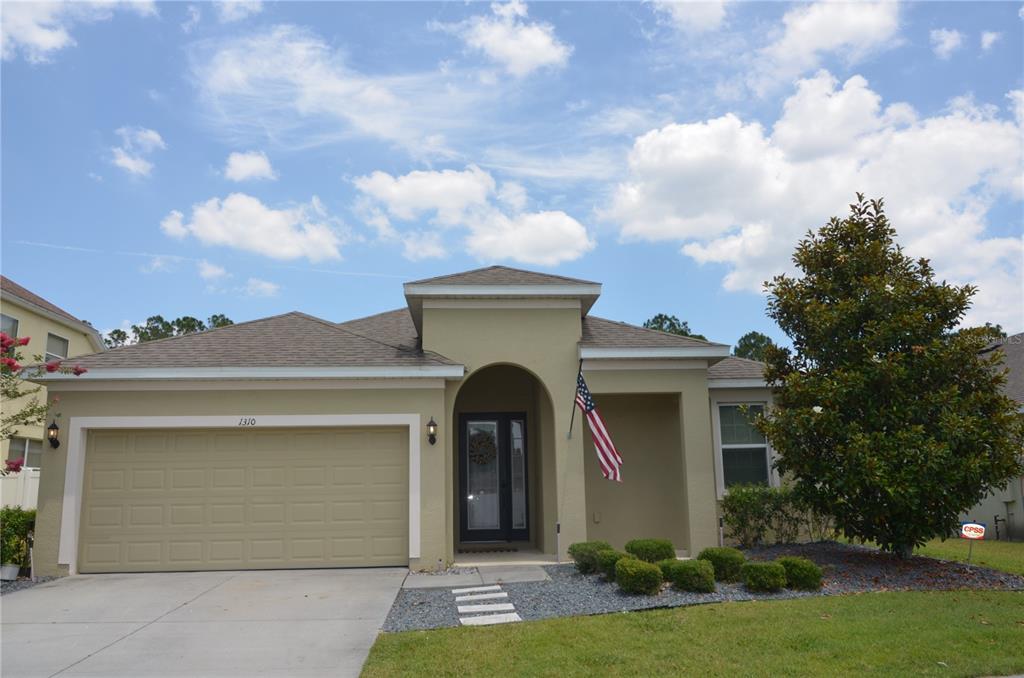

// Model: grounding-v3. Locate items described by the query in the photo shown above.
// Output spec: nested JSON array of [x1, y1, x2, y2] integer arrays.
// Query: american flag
[[576, 372, 623, 482]]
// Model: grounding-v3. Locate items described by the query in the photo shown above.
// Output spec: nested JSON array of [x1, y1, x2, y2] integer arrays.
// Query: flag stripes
[[575, 372, 623, 482]]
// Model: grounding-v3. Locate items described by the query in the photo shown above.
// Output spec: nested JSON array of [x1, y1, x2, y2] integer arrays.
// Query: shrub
[[656, 558, 678, 579], [665, 559, 716, 593], [742, 561, 787, 592], [567, 540, 612, 574], [721, 483, 773, 547], [777, 556, 823, 590], [615, 557, 664, 595], [624, 538, 675, 563], [0, 507, 35, 567], [768, 486, 802, 544], [697, 546, 746, 582], [595, 549, 632, 581]]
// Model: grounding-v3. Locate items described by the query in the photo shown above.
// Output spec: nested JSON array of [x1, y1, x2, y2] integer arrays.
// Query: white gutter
[[580, 346, 730, 360], [707, 378, 769, 389], [33, 365, 466, 381]]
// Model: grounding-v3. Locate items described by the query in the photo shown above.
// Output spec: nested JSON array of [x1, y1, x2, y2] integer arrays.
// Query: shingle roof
[[337, 309, 419, 351], [708, 356, 767, 381], [580, 316, 728, 348], [982, 333, 1024, 404], [406, 265, 597, 286], [67, 312, 456, 369], [1, 275, 90, 325]]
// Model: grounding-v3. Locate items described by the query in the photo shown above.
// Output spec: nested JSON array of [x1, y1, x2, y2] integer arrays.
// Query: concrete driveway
[[1, 568, 406, 678]]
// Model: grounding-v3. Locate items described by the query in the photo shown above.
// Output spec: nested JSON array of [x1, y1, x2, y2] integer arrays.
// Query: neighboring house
[[0, 276, 104, 509], [963, 333, 1024, 540], [29, 266, 772, 576]]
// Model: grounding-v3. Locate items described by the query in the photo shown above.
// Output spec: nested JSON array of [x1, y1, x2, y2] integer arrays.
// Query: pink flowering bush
[[1, 332, 87, 443]]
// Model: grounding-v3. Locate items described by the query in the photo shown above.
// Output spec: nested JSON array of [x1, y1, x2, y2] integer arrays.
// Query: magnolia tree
[[759, 195, 1024, 558], [1, 332, 87, 469]]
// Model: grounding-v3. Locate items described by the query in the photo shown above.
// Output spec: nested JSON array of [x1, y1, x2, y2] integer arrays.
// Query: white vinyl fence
[[0, 468, 40, 509]]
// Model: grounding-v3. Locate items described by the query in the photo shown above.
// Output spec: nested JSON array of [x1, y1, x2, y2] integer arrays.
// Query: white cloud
[[354, 165, 594, 265], [215, 1, 262, 23], [981, 31, 1002, 51], [1, 1, 156, 63], [436, 0, 572, 77], [242, 277, 279, 297], [161, 193, 345, 262], [198, 260, 228, 280], [481, 146, 622, 182], [607, 72, 1024, 328], [224, 150, 277, 181], [110, 126, 166, 176], [749, 1, 901, 95], [181, 5, 201, 33], [931, 28, 964, 59], [653, 1, 731, 34]]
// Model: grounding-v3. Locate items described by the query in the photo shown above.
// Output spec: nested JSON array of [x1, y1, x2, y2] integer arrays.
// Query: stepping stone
[[455, 591, 508, 602], [457, 602, 516, 614], [451, 584, 502, 595], [460, 612, 522, 626]]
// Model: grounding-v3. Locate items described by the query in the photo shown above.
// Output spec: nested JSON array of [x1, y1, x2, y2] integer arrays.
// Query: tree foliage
[[734, 331, 776, 362], [758, 194, 1024, 557], [643, 313, 707, 341], [105, 314, 234, 348], [1, 334, 86, 442]]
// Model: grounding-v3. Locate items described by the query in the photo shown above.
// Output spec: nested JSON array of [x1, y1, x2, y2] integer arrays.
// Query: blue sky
[[2, 1, 1022, 348]]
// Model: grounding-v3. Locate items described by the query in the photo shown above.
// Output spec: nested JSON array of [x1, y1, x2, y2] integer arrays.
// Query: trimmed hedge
[[567, 540, 612, 574], [624, 538, 675, 563], [777, 556, 823, 590], [596, 549, 632, 580], [742, 561, 787, 592], [664, 559, 716, 593], [656, 558, 678, 579], [615, 557, 664, 595], [697, 547, 745, 582]]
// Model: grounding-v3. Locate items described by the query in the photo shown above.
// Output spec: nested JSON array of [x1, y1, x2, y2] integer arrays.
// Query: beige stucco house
[[30, 266, 774, 576], [1, 276, 104, 506]]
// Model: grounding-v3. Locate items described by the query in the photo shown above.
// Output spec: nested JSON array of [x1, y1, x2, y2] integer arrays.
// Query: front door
[[459, 412, 529, 543]]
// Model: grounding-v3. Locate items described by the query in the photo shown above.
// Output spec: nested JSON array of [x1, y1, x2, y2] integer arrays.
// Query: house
[[29, 266, 773, 576], [963, 333, 1024, 540], [1, 276, 105, 509]]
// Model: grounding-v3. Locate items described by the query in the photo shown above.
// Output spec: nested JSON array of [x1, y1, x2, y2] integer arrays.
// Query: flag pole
[[567, 358, 582, 439]]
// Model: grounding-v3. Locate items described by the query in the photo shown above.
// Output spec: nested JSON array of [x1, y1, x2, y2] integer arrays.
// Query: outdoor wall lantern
[[427, 417, 438, 446], [47, 421, 61, 449]]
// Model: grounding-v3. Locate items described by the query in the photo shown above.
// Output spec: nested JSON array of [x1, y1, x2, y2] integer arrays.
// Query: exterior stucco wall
[[33, 386, 446, 576], [0, 299, 97, 458]]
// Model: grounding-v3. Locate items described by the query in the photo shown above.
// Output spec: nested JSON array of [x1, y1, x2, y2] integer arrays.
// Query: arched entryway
[[452, 364, 557, 555]]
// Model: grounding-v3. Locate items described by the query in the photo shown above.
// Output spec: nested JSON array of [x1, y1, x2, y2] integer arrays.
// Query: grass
[[913, 539, 1024, 576], [363, 591, 1024, 678]]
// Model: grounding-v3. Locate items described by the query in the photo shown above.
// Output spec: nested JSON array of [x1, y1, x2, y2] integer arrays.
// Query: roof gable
[[1, 275, 104, 351], [406, 265, 597, 286]]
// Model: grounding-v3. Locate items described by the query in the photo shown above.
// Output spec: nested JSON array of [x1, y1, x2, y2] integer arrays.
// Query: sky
[[2, 0, 1022, 349]]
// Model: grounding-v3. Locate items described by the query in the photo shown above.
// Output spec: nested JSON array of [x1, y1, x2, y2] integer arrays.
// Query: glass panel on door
[[466, 420, 500, 531], [510, 420, 526, 530]]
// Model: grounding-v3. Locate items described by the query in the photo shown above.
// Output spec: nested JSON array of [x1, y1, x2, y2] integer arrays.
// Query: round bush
[[777, 556, 823, 590], [741, 561, 787, 592], [696, 546, 746, 582], [615, 557, 664, 595], [596, 549, 632, 580], [656, 558, 678, 579], [624, 538, 675, 563], [567, 540, 612, 574], [665, 559, 716, 593]]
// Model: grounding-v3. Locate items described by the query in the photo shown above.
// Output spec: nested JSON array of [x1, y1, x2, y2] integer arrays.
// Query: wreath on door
[[468, 430, 498, 466]]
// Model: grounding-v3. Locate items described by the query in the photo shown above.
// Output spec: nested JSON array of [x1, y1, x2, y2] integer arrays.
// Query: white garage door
[[78, 427, 408, 573]]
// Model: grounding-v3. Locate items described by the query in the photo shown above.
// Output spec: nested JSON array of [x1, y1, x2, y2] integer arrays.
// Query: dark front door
[[459, 412, 529, 543]]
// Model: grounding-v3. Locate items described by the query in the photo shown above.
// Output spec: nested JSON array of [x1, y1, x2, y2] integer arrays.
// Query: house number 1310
[[238, 417, 257, 426]]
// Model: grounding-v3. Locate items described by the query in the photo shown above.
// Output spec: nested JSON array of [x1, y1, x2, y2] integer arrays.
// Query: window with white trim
[[6, 437, 43, 469], [717, 403, 770, 488], [1, 313, 18, 337], [45, 333, 69, 362]]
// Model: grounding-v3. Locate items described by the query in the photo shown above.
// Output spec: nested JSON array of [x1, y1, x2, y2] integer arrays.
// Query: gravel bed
[[382, 541, 1024, 633], [1, 576, 58, 596]]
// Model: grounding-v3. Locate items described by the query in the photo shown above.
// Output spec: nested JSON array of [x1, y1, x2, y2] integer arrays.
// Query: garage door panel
[[79, 427, 408, 573]]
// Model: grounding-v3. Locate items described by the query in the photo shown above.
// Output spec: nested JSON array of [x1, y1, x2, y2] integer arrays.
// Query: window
[[0, 313, 18, 337], [6, 437, 43, 469], [45, 333, 69, 362], [717, 403, 770, 489]]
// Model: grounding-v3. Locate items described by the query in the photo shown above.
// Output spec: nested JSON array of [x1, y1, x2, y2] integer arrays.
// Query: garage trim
[[59, 414, 422, 574]]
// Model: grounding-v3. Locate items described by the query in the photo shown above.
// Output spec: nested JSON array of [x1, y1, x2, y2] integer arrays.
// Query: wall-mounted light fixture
[[426, 417, 437, 446], [47, 421, 61, 449]]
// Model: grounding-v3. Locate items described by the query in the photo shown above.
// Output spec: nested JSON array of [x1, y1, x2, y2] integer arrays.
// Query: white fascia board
[[404, 283, 602, 298], [580, 346, 730, 360], [708, 378, 768, 389], [2, 295, 106, 352], [34, 365, 466, 381]]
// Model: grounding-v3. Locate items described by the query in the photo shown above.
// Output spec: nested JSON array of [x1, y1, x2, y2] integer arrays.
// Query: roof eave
[[707, 378, 769, 389], [31, 365, 467, 383], [2, 294, 106, 352], [579, 346, 731, 361]]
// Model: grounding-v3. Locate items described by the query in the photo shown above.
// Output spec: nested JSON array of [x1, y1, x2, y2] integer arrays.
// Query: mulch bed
[[382, 541, 1023, 632]]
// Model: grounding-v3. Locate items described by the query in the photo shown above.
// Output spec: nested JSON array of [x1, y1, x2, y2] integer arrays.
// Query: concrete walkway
[[1, 568, 406, 678], [402, 564, 550, 589]]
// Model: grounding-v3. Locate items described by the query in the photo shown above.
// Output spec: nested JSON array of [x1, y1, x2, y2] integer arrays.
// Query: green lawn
[[914, 539, 1024, 576], [363, 591, 1024, 678]]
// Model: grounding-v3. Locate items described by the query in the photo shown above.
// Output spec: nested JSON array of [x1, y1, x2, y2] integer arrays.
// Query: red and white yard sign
[[960, 522, 986, 540]]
